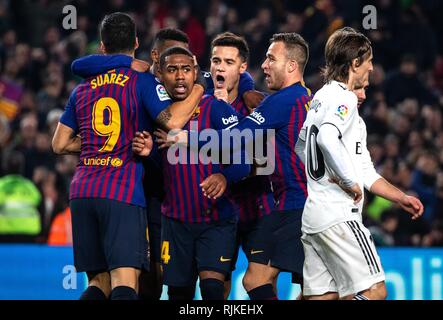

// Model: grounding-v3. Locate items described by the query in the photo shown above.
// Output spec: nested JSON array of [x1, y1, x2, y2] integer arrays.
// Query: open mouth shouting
[[174, 82, 187, 94], [215, 74, 225, 88]]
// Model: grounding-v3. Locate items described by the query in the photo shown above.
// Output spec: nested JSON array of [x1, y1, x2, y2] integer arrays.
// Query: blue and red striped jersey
[[60, 68, 172, 207], [230, 96, 274, 223], [228, 82, 312, 211], [161, 95, 250, 223]]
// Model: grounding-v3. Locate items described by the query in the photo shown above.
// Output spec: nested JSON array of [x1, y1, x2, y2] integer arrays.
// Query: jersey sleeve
[[239, 95, 287, 131], [360, 120, 381, 190], [137, 73, 172, 120], [321, 92, 358, 138], [59, 87, 79, 133], [194, 95, 285, 153], [203, 71, 214, 94], [238, 71, 255, 96], [71, 54, 132, 78]]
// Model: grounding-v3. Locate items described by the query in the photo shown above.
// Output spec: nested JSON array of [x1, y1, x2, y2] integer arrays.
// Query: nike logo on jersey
[[250, 249, 264, 255], [220, 256, 231, 262]]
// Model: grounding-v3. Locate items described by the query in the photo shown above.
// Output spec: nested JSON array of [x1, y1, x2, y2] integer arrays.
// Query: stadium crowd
[[0, 0, 442, 247]]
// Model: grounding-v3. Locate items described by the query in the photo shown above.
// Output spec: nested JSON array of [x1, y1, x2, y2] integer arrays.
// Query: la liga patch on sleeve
[[334, 104, 348, 121], [156, 84, 171, 101]]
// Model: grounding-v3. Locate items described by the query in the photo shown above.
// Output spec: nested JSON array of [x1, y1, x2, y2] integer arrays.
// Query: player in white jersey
[[295, 27, 424, 300]]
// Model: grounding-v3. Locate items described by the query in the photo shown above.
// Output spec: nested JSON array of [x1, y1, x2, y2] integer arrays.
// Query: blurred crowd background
[[0, 0, 442, 247]]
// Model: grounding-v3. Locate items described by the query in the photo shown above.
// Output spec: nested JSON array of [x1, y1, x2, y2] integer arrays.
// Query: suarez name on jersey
[[60, 68, 172, 207]]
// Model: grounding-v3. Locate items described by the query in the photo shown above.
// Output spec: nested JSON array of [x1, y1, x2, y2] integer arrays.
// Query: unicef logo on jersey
[[335, 105, 348, 121], [83, 156, 123, 167]]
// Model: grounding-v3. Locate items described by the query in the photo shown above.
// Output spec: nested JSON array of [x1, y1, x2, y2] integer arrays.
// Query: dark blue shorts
[[243, 210, 304, 278], [228, 218, 259, 277], [147, 197, 162, 264], [160, 215, 238, 287], [70, 198, 149, 273]]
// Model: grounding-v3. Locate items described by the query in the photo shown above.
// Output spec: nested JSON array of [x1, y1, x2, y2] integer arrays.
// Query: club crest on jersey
[[309, 99, 321, 112], [156, 84, 171, 101], [335, 105, 348, 121], [191, 107, 200, 119]]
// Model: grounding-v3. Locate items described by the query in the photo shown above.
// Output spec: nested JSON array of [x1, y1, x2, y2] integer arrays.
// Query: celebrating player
[[51, 12, 205, 300]]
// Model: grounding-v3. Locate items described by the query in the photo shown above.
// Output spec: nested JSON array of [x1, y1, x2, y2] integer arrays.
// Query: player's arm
[[369, 178, 424, 220], [239, 71, 265, 111], [52, 123, 81, 154], [156, 96, 275, 152], [359, 125, 424, 219], [317, 124, 362, 203], [201, 160, 251, 199], [71, 54, 149, 78], [138, 72, 205, 131], [52, 88, 80, 155], [154, 84, 205, 130], [156, 64, 208, 130], [294, 126, 307, 165]]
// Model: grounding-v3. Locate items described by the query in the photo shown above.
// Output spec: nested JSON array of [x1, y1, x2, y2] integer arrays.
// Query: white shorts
[[301, 220, 385, 298]]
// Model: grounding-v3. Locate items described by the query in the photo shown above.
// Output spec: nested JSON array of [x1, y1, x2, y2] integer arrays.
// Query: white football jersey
[[298, 81, 380, 234]]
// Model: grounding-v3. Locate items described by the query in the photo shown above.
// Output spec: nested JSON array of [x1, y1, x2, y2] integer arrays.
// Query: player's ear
[[351, 57, 361, 70], [134, 37, 139, 51], [99, 41, 106, 54], [193, 66, 198, 81], [239, 61, 247, 74], [157, 68, 163, 82], [288, 60, 298, 73], [151, 49, 159, 64]]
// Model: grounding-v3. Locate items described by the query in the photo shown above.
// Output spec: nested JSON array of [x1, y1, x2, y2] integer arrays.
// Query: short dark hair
[[99, 12, 136, 54], [159, 46, 194, 69], [210, 32, 249, 62], [154, 28, 189, 48], [322, 27, 372, 83], [270, 32, 309, 73]]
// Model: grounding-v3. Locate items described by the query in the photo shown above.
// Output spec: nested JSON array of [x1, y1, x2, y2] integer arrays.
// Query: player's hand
[[131, 58, 150, 73], [214, 81, 229, 103], [242, 90, 265, 112], [132, 131, 153, 156], [200, 173, 227, 199], [154, 128, 188, 149], [329, 177, 363, 204], [398, 194, 424, 220]]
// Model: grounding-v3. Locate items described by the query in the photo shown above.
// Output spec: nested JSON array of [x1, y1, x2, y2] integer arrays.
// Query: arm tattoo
[[156, 108, 172, 127]]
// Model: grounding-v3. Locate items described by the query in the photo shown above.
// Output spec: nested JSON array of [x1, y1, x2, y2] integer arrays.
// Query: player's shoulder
[[199, 94, 215, 107], [135, 70, 159, 84], [136, 72, 171, 101], [314, 81, 357, 106], [67, 81, 88, 101]]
